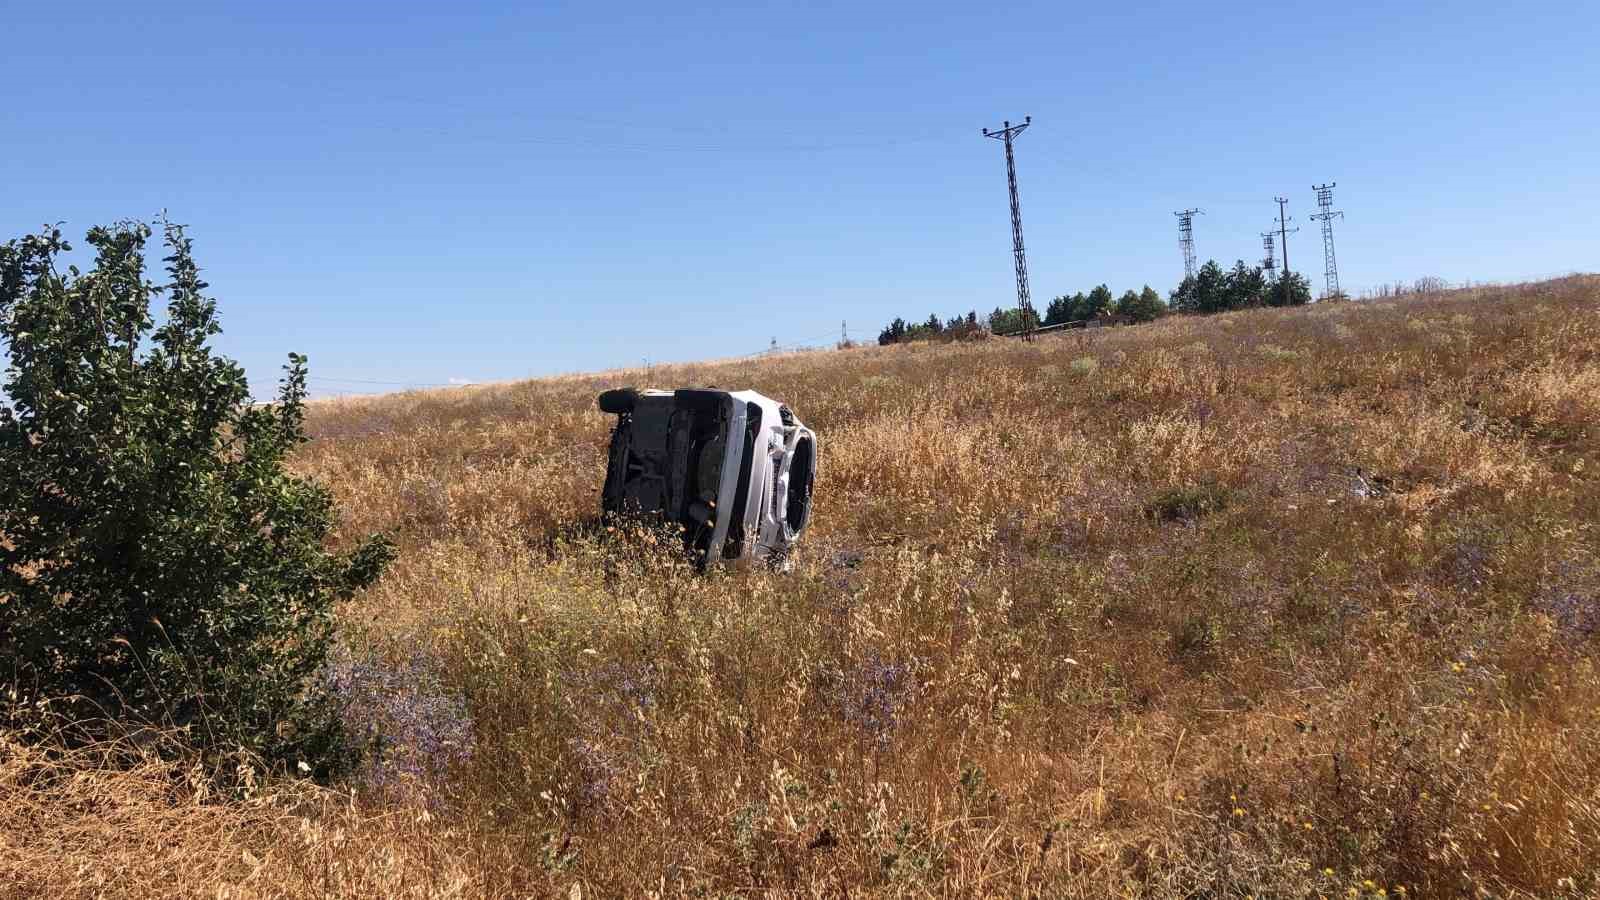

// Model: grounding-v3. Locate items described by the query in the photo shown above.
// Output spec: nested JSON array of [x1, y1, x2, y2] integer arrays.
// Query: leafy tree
[[1224, 260, 1266, 310], [1132, 285, 1167, 322], [1171, 261, 1310, 315], [942, 310, 982, 340], [0, 222, 393, 773], [1169, 275, 1198, 314], [878, 317, 908, 345], [988, 306, 1038, 335], [1267, 271, 1313, 307], [1043, 295, 1072, 327], [1192, 260, 1228, 313], [1114, 288, 1167, 323], [923, 313, 943, 334], [1080, 284, 1114, 320]]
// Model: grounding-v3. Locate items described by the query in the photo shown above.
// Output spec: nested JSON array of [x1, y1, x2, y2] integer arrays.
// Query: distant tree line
[[983, 306, 1037, 337], [879, 283, 1167, 345], [1365, 276, 1448, 299], [992, 285, 1165, 336], [876, 263, 1312, 345], [877, 311, 986, 345], [1042, 285, 1167, 327], [1170, 260, 1313, 313]]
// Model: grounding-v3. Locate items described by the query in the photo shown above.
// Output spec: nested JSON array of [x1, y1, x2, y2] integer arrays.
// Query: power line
[[291, 92, 966, 153], [296, 319, 866, 394], [379, 117, 963, 156], [553, 113, 958, 149], [982, 116, 1036, 338], [1174, 208, 1203, 280], [1310, 182, 1345, 299], [308, 375, 454, 387]]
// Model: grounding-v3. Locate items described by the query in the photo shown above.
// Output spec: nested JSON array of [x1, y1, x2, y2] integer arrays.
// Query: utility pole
[[982, 116, 1035, 336], [1274, 196, 1299, 305], [1310, 182, 1345, 300], [1260, 230, 1277, 275], [1174, 208, 1203, 280], [841, 320, 848, 345]]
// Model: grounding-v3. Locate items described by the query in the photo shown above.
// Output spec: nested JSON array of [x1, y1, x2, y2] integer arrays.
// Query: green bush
[[1114, 286, 1167, 323], [0, 221, 393, 775], [1143, 483, 1231, 522]]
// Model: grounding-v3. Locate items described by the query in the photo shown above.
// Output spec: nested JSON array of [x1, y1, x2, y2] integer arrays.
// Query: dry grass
[[6, 276, 1600, 897], [0, 733, 538, 898]]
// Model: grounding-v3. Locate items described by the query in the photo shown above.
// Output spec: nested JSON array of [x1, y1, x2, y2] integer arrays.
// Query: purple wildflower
[[1540, 589, 1600, 644], [567, 737, 620, 808], [560, 660, 659, 808], [1449, 536, 1494, 592], [1533, 560, 1600, 647], [842, 654, 914, 748], [322, 647, 475, 807]]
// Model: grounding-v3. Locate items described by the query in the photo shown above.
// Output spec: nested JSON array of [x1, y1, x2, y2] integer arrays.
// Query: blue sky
[[4, 1, 1596, 396]]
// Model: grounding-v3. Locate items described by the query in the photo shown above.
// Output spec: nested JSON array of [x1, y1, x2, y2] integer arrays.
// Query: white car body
[[598, 388, 816, 568]]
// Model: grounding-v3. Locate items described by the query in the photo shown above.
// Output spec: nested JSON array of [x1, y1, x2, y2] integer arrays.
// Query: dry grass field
[[6, 276, 1600, 898]]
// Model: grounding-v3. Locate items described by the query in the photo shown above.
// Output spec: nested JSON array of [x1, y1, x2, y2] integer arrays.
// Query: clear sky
[[4, 1, 1596, 396]]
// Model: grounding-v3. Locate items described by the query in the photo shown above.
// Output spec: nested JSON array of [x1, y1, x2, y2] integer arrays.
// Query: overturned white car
[[597, 388, 817, 569]]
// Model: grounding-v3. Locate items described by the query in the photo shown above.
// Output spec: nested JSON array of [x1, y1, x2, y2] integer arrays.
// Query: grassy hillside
[[6, 277, 1600, 898]]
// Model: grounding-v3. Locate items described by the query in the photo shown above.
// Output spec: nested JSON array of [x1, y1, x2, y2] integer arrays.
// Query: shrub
[[1115, 285, 1167, 323], [1144, 483, 1231, 522], [0, 222, 394, 775]]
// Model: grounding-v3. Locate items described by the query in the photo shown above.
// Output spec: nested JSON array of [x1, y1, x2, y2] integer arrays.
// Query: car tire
[[598, 388, 639, 415]]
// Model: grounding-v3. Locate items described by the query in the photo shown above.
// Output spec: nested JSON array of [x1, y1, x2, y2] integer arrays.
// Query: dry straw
[[6, 275, 1600, 897]]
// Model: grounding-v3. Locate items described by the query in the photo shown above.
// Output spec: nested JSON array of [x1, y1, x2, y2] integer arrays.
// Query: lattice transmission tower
[[1310, 182, 1345, 299], [1260, 230, 1277, 274], [982, 116, 1035, 334], [1174, 208, 1203, 280]]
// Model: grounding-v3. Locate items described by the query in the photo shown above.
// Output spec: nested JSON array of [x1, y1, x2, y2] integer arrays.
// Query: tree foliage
[[987, 305, 1038, 336], [1193, 260, 1228, 313], [1042, 287, 1130, 326], [1080, 284, 1114, 320], [879, 310, 986, 345], [1115, 286, 1166, 323], [1267, 270, 1313, 307], [1043, 292, 1087, 326], [1043, 295, 1073, 327], [1225, 260, 1265, 310], [0, 222, 393, 773], [882, 254, 1331, 344], [1170, 259, 1310, 313]]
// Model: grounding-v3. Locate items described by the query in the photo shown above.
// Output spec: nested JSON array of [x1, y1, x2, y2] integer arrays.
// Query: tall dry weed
[[6, 275, 1600, 897]]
